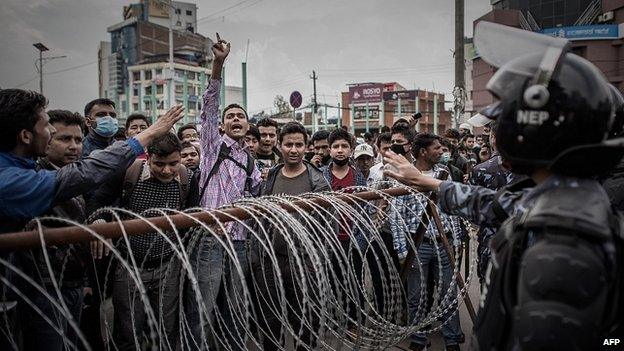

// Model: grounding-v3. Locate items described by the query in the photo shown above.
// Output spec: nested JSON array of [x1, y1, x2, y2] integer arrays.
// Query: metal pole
[[220, 65, 226, 111], [169, 4, 174, 110], [338, 103, 341, 128], [365, 101, 370, 133], [415, 92, 420, 132], [39, 50, 43, 94], [434, 93, 439, 135], [242, 62, 247, 110], [350, 104, 355, 133], [0, 187, 413, 251], [398, 96, 402, 121], [454, 0, 465, 128], [183, 72, 188, 123]]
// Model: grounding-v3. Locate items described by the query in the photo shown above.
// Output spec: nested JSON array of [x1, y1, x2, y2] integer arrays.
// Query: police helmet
[[474, 22, 623, 176]]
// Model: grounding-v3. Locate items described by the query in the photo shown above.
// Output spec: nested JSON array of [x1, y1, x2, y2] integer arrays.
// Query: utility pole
[[453, 0, 466, 128], [311, 70, 318, 114]]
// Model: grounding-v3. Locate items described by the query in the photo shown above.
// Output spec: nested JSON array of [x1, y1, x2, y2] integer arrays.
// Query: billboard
[[541, 24, 620, 41], [147, 0, 170, 18], [383, 90, 417, 101], [353, 105, 379, 120], [349, 83, 384, 103]]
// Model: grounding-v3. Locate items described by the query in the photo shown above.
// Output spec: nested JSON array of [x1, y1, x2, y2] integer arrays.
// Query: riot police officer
[[384, 22, 623, 350]]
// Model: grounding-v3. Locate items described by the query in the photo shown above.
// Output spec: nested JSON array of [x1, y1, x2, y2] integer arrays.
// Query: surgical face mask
[[390, 143, 408, 156], [94, 116, 119, 138], [440, 152, 451, 164], [332, 157, 349, 167]]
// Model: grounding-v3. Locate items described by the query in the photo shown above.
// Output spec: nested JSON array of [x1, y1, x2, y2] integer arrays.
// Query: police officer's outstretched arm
[[383, 151, 518, 227], [54, 105, 185, 203]]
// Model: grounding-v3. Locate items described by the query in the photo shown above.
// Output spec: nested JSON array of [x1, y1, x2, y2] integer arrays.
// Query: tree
[[273, 95, 292, 117]]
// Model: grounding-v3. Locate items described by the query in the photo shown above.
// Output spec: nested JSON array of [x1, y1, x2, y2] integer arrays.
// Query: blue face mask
[[94, 116, 119, 138], [440, 152, 451, 164]]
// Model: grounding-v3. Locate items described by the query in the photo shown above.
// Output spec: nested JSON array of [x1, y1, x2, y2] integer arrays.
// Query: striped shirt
[[198, 78, 262, 241]]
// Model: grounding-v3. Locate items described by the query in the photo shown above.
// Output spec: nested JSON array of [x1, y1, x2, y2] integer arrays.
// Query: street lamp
[[32, 43, 66, 94], [33, 43, 49, 94]]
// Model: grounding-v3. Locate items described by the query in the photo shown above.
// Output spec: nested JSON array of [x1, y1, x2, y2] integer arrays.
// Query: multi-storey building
[[102, 0, 213, 120], [340, 82, 453, 135], [471, 0, 624, 114]]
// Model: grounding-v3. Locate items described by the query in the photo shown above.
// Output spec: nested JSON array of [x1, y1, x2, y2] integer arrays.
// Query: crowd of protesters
[[0, 35, 525, 351]]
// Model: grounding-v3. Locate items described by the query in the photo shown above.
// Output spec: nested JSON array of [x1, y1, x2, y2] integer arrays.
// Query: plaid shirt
[[199, 78, 262, 240], [388, 163, 456, 259]]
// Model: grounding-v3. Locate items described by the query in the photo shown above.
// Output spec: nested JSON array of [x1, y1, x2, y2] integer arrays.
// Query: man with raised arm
[[185, 34, 262, 351], [0, 89, 184, 349]]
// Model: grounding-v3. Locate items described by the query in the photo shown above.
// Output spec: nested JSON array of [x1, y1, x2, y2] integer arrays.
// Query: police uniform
[[468, 154, 524, 283]]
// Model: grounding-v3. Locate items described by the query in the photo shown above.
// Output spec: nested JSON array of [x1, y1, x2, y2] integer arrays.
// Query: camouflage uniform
[[468, 154, 524, 283]]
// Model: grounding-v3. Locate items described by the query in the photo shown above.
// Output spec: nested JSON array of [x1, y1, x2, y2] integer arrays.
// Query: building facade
[[471, 0, 624, 114], [120, 62, 243, 128], [340, 82, 453, 136], [98, 41, 111, 99], [491, 0, 597, 28], [101, 1, 213, 120]]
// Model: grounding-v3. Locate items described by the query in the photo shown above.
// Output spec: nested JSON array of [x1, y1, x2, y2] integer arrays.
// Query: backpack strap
[[178, 164, 191, 208], [200, 142, 256, 199], [122, 159, 145, 207]]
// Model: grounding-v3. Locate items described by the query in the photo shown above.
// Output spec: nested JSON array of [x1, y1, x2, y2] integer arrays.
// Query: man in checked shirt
[[185, 34, 262, 350], [389, 133, 463, 351]]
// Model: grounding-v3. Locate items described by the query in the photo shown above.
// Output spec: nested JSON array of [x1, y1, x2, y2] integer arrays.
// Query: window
[[133, 87, 139, 96], [186, 10, 193, 16], [187, 71, 195, 80], [145, 86, 152, 95], [145, 101, 151, 110], [175, 84, 184, 94], [132, 71, 140, 81], [133, 103, 139, 111], [155, 68, 162, 76], [157, 84, 164, 94], [176, 21, 181, 26], [175, 8, 181, 14], [145, 70, 152, 80]]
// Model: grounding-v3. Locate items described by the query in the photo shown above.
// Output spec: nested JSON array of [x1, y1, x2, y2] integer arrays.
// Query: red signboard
[[349, 83, 384, 103]]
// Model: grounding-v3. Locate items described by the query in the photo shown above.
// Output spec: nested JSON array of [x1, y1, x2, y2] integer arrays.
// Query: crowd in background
[[0, 36, 519, 351]]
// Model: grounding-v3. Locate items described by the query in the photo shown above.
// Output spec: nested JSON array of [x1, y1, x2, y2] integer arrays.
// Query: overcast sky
[[0, 0, 491, 118]]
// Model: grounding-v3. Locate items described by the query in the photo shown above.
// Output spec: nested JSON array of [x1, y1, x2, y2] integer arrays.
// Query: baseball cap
[[354, 143, 375, 159]]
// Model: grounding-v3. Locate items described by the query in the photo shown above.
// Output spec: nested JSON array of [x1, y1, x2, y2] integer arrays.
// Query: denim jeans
[[407, 241, 463, 346], [19, 285, 85, 351], [185, 236, 249, 351], [112, 259, 180, 351]]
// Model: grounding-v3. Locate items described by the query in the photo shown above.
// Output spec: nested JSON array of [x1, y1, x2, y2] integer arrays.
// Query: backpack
[[122, 159, 191, 209], [200, 142, 256, 199]]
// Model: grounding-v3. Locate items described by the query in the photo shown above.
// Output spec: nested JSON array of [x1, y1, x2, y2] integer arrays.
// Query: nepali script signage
[[541, 24, 621, 41], [349, 83, 384, 103]]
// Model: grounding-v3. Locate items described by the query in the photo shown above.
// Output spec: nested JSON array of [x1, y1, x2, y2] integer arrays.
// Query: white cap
[[459, 122, 473, 132], [353, 143, 375, 159]]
